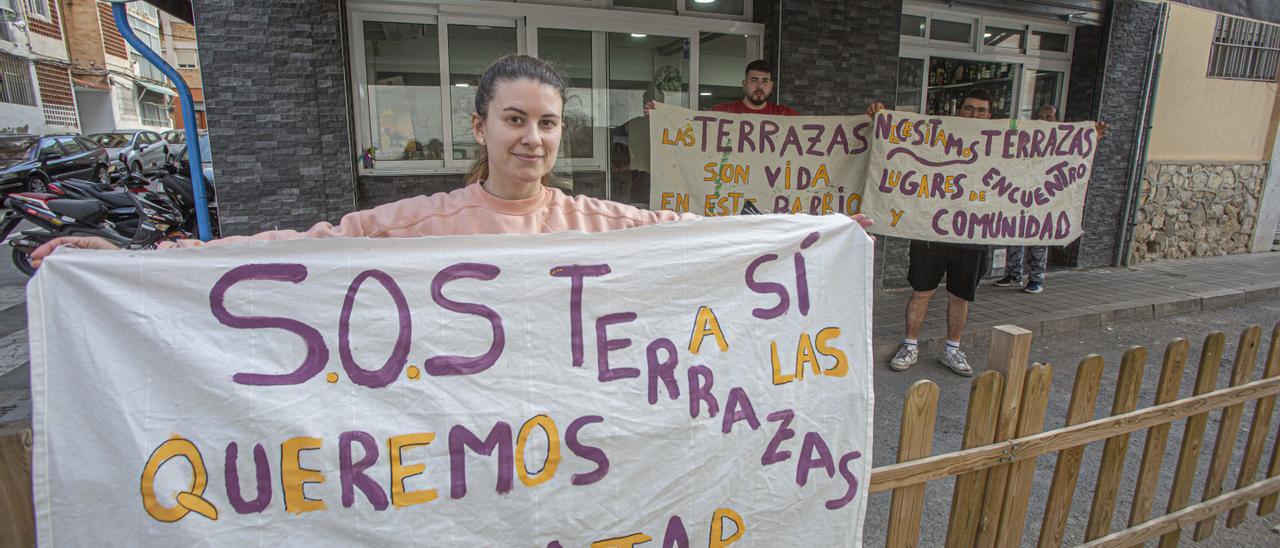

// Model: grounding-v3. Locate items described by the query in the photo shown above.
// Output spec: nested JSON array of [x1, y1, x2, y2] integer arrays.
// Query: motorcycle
[[0, 186, 188, 275], [157, 167, 220, 238]]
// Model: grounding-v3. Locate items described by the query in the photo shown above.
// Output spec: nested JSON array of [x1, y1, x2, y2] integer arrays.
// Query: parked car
[[173, 134, 214, 187], [0, 134, 112, 194], [88, 130, 170, 176], [161, 129, 188, 158]]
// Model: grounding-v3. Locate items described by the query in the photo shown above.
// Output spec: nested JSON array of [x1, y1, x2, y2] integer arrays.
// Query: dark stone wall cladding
[[194, 0, 356, 234], [1077, 0, 1163, 268]]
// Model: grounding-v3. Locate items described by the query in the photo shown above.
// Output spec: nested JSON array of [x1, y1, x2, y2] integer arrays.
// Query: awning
[[136, 80, 177, 98]]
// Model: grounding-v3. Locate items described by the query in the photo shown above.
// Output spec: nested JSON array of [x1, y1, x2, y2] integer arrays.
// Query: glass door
[[896, 57, 924, 113]]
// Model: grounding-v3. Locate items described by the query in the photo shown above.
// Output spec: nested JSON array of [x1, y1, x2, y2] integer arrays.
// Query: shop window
[[613, 0, 675, 10], [1030, 30, 1069, 53], [362, 21, 443, 163], [984, 26, 1024, 51], [895, 58, 923, 113], [699, 33, 757, 109], [686, 0, 744, 17], [538, 28, 596, 162], [929, 19, 972, 45], [607, 32, 689, 205], [447, 24, 518, 162], [926, 58, 1014, 118], [900, 14, 925, 39], [1208, 15, 1280, 81], [1018, 69, 1063, 120]]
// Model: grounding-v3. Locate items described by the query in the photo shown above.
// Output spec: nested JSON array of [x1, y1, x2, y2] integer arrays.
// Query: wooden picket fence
[[870, 322, 1280, 547], [1, 323, 1278, 547]]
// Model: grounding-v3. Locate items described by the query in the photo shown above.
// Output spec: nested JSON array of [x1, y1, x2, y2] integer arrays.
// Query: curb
[[871, 282, 1280, 366]]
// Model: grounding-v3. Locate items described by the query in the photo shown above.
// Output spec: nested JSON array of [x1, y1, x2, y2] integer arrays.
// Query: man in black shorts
[[867, 90, 995, 376]]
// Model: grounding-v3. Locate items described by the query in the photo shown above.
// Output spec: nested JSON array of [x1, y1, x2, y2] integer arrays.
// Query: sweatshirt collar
[[470, 181, 553, 215]]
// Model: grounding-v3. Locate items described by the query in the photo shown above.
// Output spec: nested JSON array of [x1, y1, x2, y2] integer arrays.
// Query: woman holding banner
[[31, 54, 874, 265]]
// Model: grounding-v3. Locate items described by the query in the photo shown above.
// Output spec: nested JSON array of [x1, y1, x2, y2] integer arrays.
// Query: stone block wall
[[1130, 161, 1267, 262], [193, 0, 356, 234]]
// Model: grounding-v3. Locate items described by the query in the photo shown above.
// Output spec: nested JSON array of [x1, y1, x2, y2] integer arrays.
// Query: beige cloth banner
[[649, 104, 1098, 246]]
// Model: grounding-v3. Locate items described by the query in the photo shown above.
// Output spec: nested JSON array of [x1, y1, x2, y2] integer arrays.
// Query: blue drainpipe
[[110, 1, 212, 241]]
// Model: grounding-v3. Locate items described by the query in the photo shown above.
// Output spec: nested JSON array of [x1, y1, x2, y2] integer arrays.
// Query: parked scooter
[[158, 165, 219, 238], [0, 186, 187, 275]]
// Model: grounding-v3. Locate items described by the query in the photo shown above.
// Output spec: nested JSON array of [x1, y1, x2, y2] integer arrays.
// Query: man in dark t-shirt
[[711, 59, 798, 116], [867, 89, 997, 378]]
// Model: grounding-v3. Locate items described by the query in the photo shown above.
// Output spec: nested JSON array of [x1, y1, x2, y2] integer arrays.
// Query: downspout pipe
[[110, 0, 212, 241], [1115, 2, 1168, 266]]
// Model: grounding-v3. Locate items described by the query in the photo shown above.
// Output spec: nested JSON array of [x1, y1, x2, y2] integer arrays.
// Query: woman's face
[[472, 79, 563, 186]]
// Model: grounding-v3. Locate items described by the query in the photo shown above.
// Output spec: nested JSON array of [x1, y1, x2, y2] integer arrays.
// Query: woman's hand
[[30, 236, 121, 269], [865, 102, 887, 118], [851, 213, 875, 241]]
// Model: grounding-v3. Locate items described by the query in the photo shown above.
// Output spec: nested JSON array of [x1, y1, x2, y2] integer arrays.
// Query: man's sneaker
[[994, 275, 1023, 287], [1023, 281, 1044, 294], [940, 349, 974, 377], [889, 344, 918, 371]]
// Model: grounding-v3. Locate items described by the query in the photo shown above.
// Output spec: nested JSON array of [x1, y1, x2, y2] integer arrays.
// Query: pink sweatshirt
[[169, 183, 695, 247]]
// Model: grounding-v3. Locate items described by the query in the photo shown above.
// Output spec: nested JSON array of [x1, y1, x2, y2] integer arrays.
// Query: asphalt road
[[862, 298, 1280, 546]]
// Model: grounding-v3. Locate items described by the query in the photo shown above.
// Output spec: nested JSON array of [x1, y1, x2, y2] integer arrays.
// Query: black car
[[0, 134, 112, 194]]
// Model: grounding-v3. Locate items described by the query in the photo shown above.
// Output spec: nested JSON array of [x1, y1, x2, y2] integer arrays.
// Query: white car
[[88, 130, 171, 176]]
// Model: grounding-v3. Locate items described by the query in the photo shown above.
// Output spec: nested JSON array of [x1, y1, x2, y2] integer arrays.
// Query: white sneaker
[[889, 344, 918, 371], [940, 349, 974, 377]]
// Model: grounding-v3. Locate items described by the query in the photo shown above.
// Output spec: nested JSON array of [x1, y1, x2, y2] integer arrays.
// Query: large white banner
[[30, 215, 874, 547], [649, 104, 1098, 246]]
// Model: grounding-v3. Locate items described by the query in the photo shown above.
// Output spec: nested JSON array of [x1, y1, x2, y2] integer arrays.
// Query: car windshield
[[0, 137, 37, 162], [89, 133, 133, 148]]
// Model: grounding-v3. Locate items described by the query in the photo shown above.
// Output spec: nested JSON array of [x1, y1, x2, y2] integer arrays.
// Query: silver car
[[88, 130, 171, 176]]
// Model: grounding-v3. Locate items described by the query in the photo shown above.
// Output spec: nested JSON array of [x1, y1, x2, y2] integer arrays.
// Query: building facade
[[187, 0, 1279, 287], [159, 11, 202, 129], [0, 0, 80, 134], [63, 0, 175, 135]]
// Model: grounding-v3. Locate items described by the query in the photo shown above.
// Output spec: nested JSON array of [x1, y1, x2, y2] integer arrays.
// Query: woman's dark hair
[[465, 54, 569, 185]]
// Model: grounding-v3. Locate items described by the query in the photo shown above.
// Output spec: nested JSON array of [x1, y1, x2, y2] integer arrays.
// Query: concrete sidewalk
[[872, 251, 1280, 365]]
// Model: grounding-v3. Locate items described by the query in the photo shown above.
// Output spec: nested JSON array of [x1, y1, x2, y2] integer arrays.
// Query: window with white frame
[[1208, 15, 1280, 81], [896, 6, 1074, 120], [350, 1, 764, 202], [21, 0, 47, 20], [129, 19, 166, 82]]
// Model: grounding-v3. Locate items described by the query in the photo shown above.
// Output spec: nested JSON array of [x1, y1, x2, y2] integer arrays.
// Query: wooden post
[[995, 363, 1053, 547], [1159, 331, 1226, 548], [887, 380, 940, 548], [0, 422, 34, 548], [1228, 323, 1280, 526], [1192, 325, 1262, 541], [1038, 355, 1105, 548], [945, 371, 1003, 548], [1085, 346, 1148, 540], [1130, 339, 1190, 526], [974, 325, 1032, 547]]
